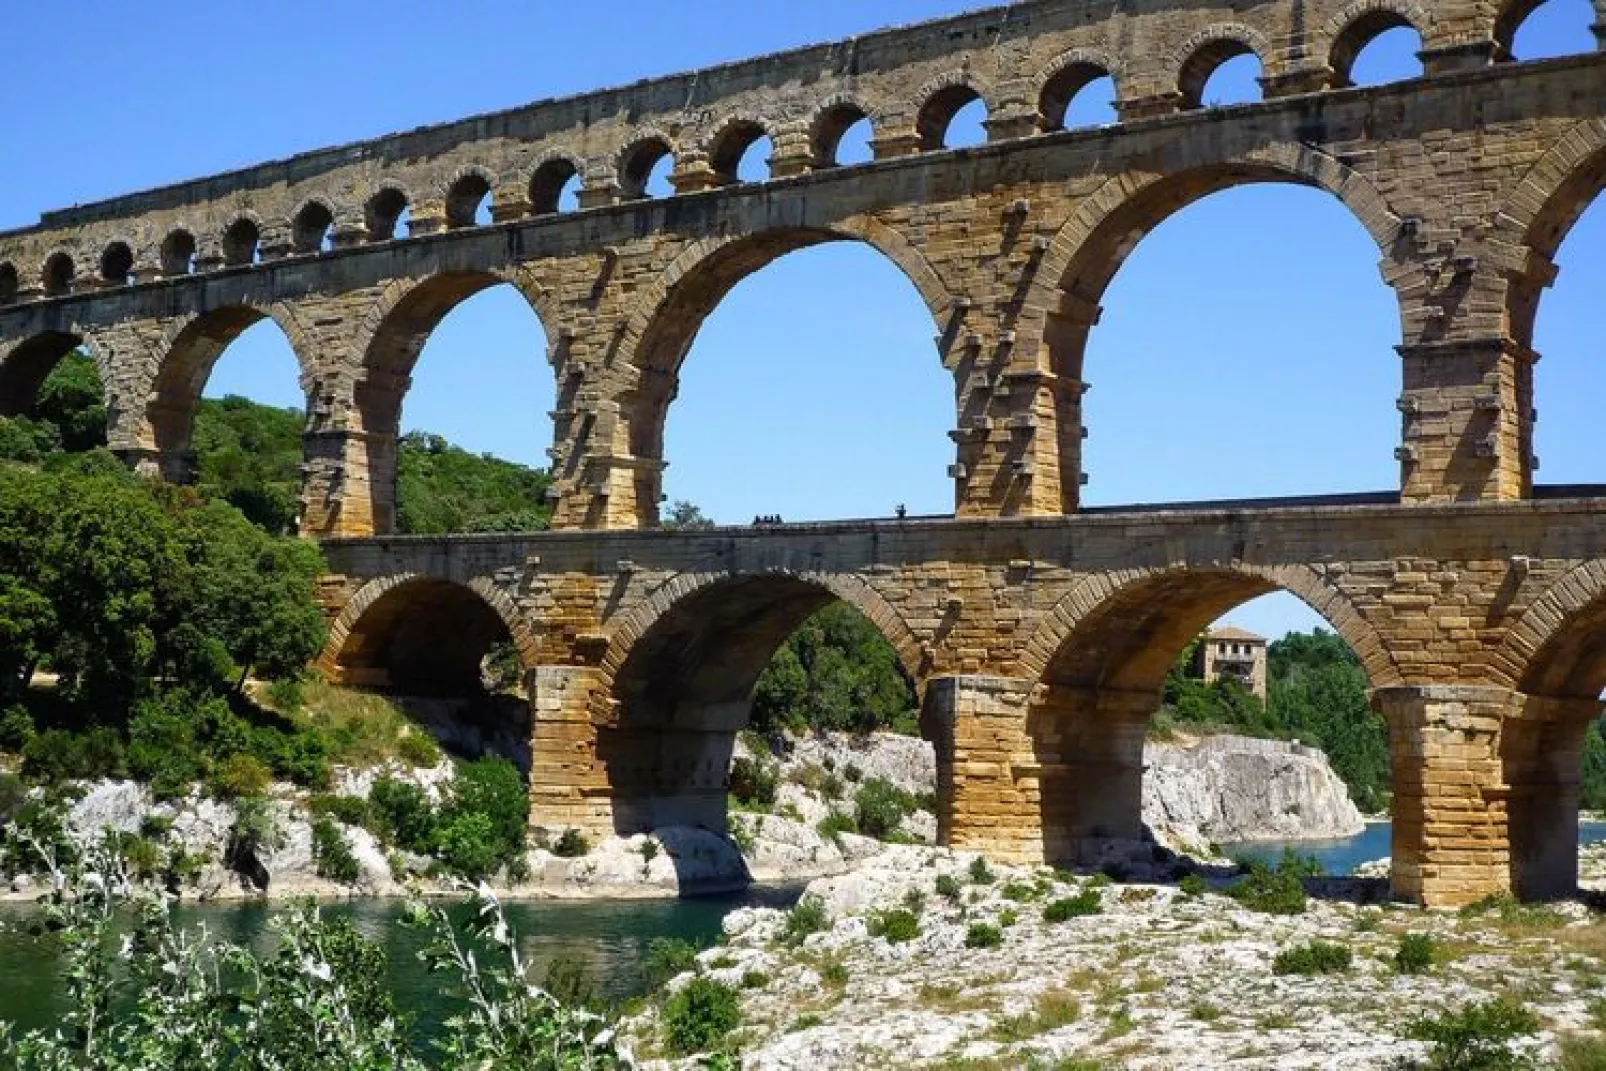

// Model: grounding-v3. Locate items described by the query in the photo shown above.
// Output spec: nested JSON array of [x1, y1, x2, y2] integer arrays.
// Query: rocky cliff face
[[1142, 733, 1365, 854]]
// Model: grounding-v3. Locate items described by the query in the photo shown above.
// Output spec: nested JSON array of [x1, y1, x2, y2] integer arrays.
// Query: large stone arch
[[599, 566, 927, 696], [1019, 561, 1400, 691], [0, 329, 86, 417], [601, 217, 956, 523], [319, 571, 536, 692], [1318, 0, 1431, 87], [1493, 559, 1606, 696], [125, 304, 317, 486], [591, 566, 927, 834], [1022, 143, 1404, 511]]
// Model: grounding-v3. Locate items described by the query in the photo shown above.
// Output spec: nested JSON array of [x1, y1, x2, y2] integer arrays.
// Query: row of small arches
[[0, 0, 1592, 305]]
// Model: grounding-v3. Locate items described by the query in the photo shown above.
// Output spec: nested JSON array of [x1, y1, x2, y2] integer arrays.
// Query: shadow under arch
[[1018, 563, 1397, 868], [1492, 562, 1606, 899], [0, 330, 85, 416], [1025, 146, 1403, 511], [144, 305, 313, 484], [351, 270, 555, 535], [609, 221, 954, 527], [594, 569, 927, 836], [321, 572, 536, 695]]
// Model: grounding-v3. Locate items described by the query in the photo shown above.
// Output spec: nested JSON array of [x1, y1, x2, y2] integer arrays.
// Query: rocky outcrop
[[1142, 734, 1364, 852], [619, 847, 1595, 1070]]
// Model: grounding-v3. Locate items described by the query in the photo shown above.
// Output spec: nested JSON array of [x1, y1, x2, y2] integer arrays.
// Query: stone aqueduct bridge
[[2, 0, 1606, 905]]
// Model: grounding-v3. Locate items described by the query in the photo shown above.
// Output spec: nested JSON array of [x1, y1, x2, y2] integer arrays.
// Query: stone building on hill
[[1200, 626, 1268, 701]]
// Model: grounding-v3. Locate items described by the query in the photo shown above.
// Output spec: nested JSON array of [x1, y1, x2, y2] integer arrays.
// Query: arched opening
[[1039, 63, 1119, 131], [632, 231, 950, 526], [1330, 15, 1425, 86], [366, 187, 411, 242], [1497, 0, 1599, 60], [619, 137, 676, 200], [41, 252, 73, 297], [708, 120, 772, 185], [529, 158, 582, 216], [1050, 174, 1398, 508], [1027, 570, 1389, 878], [0, 262, 17, 305], [1502, 581, 1606, 900], [99, 242, 133, 286], [1178, 40, 1265, 108], [601, 575, 922, 834], [0, 332, 85, 417], [326, 577, 531, 766], [445, 173, 493, 229], [151, 309, 307, 532], [1512, 150, 1605, 490], [812, 104, 875, 168], [358, 274, 554, 536], [221, 218, 261, 266], [161, 230, 197, 276], [917, 83, 988, 150], [292, 201, 335, 254]]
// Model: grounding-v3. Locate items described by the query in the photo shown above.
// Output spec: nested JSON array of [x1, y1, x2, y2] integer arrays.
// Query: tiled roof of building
[[1208, 625, 1267, 643]]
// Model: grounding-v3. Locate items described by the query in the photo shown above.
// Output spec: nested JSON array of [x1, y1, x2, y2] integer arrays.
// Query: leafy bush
[[853, 777, 911, 839], [311, 816, 362, 884], [1001, 881, 1037, 902], [1228, 859, 1308, 915], [935, 873, 962, 900], [308, 794, 373, 829], [552, 828, 590, 859], [643, 937, 702, 990], [1271, 940, 1352, 976], [729, 755, 778, 809], [816, 810, 856, 841], [965, 923, 1003, 949], [1395, 932, 1439, 975], [368, 777, 437, 853], [1044, 889, 1103, 922], [1178, 873, 1208, 897], [396, 730, 441, 768], [0, 706, 35, 751], [867, 907, 921, 944], [443, 758, 527, 869], [1406, 998, 1540, 1070], [266, 676, 305, 714], [208, 753, 273, 800], [662, 976, 742, 1058], [968, 856, 995, 885], [781, 896, 829, 947], [21, 728, 127, 783], [434, 812, 504, 881]]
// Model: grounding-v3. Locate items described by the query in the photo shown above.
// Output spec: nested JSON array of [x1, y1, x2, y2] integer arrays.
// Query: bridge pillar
[[526, 665, 618, 842], [925, 675, 1042, 864], [1029, 685, 1156, 865], [1397, 337, 1533, 503], [1503, 694, 1604, 901], [1374, 685, 1512, 907]]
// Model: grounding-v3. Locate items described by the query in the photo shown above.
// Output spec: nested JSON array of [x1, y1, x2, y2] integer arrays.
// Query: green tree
[[751, 603, 916, 734]]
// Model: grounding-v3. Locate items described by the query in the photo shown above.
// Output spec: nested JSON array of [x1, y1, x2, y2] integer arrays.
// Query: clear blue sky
[[1, 0, 1600, 641]]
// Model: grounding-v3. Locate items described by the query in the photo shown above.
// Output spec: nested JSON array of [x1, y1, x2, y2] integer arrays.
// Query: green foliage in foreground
[[0, 840, 622, 1070], [1043, 889, 1104, 922], [1227, 855, 1310, 916], [661, 976, 742, 1058], [1405, 998, 1540, 1070]]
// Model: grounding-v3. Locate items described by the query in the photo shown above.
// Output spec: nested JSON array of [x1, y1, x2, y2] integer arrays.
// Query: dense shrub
[[965, 923, 1003, 949], [1271, 940, 1352, 976], [643, 937, 702, 990], [968, 856, 995, 885], [935, 873, 962, 900], [728, 755, 778, 809], [308, 794, 373, 829], [311, 816, 362, 885], [780, 896, 829, 947], [1406, 998, 1539, 1070], [1395, 932, 1439, 975], [442, 758, 527, 869], [1044, 889, 1103, 922], [1228, 859, 1308, 916], [434, 812, 504, 881], [396, 730, 441, 767], [368, 777, 437, 853], [208, 753, 273, 800], [816, 810, 856, 841], [21, 728, 126, 783], [662, 976, 742, 1057], [552, 828, 590, 859], [853, 777, 911, 839], [1178, 873, 1208, 897], [0, 706, 35, 751], [867, 908, 921, 944]]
